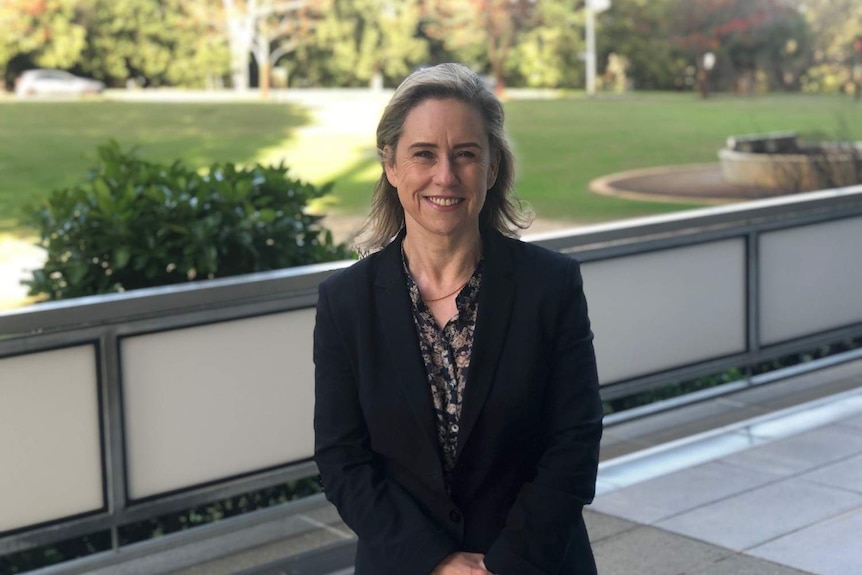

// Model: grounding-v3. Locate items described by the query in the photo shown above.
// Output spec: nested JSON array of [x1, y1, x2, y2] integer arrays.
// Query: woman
[[314, 63, 603, 575]]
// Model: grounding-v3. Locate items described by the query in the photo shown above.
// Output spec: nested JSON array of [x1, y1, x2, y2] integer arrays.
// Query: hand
[[431, 552, 494, 575]]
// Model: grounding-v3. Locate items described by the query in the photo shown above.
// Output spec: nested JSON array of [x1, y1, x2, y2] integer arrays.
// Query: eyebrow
[[407, 141, 482, 150]]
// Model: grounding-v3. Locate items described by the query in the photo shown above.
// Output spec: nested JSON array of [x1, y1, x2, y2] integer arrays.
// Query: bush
[[25, 141, 351, 300]]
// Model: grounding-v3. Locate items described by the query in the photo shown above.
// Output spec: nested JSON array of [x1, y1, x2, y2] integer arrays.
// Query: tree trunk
[[230, 48, 250, 91], [260, 61, 271, 98], [224, 0, 251, 91], [490, 55, 506, 97]]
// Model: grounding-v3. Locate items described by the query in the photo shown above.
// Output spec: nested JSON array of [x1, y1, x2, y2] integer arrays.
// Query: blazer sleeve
[[484, 258, 604, 575], [313, 280, 459, 575]]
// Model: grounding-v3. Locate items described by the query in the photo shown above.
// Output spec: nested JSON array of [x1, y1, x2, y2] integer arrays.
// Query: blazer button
[[449, 510, 462, 523]]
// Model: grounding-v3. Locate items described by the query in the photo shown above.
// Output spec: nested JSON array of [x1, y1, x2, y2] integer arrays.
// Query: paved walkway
[[591, 364, 862, 575], [0, 234, 42, 310]]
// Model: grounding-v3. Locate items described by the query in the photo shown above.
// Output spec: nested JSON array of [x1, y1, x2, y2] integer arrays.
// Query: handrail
[[3, 185, 862, 337]]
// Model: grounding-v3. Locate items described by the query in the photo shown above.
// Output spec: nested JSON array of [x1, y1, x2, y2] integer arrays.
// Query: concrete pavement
[[591, 371, 862, 575]]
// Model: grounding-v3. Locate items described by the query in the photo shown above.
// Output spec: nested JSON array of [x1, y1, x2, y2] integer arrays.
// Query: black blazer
[[313, 229, 603, 575]]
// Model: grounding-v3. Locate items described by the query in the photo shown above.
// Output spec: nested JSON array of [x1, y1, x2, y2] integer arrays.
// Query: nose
[[432, 156, 459, 188]]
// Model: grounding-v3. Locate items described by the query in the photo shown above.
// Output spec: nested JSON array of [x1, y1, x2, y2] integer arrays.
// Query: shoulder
[[490, 231, 580, 280], [318, 239, 396, 303], [320, 253, 373, 295]]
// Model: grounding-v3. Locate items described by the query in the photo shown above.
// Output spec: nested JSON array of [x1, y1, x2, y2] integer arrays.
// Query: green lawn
[[0, 101, 310, 233], [289, 92, 862, 222], [1, 93, 860, 235], [503, 93, 862, 221]]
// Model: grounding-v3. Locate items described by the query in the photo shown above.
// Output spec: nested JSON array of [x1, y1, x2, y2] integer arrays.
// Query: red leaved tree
[[670, 0, 810, 92]]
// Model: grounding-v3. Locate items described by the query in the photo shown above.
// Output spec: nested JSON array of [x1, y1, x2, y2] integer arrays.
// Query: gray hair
[[354, 63, 531, 253]]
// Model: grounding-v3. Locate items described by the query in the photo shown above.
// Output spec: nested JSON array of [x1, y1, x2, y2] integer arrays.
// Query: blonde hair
[[354, 63, 531, 253]]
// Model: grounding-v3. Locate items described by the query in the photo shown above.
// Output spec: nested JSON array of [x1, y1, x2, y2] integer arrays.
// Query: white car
[[15, 69, 105, 98]]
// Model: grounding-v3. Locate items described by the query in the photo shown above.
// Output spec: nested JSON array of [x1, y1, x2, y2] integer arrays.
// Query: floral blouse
[[402, 252, 483, 491]]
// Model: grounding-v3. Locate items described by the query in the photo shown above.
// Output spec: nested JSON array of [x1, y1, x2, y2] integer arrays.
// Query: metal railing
[[2, 185, 861, 572]]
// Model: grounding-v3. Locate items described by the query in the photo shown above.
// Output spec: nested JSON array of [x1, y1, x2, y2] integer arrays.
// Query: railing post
[[746, 230, 761, 387], [100, 328, 128, 551]]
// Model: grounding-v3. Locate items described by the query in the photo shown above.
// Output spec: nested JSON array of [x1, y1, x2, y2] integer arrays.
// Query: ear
[[383, 145, 399, 188], [486, 149, 500, 190]]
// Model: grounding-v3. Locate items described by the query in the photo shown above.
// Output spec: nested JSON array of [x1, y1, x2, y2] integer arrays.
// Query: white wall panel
[[0, 346, 103, 533], [582, 239, 747, 384], [121, 310, 315, 500], [760, 217, 862, 345]]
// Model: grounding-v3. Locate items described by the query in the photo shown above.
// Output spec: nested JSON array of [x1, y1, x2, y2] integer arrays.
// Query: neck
[[402, 225, 482, 286]]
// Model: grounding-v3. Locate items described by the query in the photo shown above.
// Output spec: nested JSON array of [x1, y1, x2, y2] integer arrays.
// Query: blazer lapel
[[456, 230, 515, 460], [375, 233, 441, 457]]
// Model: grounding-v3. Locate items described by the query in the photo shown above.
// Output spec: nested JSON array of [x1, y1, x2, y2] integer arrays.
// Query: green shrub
[[25, 141, 351, 300]]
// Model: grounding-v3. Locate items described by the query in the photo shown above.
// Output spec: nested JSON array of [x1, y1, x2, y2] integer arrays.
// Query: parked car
[[15, 69, 105, 98]]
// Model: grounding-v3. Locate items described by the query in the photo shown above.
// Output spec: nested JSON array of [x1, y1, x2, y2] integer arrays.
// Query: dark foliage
[[25, 141, 351, 300]]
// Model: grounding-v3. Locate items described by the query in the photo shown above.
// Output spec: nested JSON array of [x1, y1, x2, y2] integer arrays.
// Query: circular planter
[[719, 143, 862, 192]]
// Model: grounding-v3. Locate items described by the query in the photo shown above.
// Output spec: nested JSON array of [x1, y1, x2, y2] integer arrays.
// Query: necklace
[[423, 279, 470, 303]]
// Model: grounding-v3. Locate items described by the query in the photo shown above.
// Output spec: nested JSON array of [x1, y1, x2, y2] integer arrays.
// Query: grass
[[507, 92, 862, 221], [1, 92, 861, 236], [293, 92, 862, 222], [0, 101, 310, 232]]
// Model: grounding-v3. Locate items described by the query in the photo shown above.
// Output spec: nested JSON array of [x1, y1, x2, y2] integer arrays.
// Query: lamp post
[[585, 0, 611, 96], [700, 51, 716, 99]]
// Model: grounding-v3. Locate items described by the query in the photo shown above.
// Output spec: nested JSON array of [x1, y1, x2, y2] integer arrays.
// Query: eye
[[455, 150, 477, 159], [414, 150, 434, 159]]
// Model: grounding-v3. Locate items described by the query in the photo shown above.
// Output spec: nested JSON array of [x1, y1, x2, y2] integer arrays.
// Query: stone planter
[[719, 134, 862, 192]]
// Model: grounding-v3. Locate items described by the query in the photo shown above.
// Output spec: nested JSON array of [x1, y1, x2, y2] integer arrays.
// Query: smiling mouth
[[426, 197, 463, 207]]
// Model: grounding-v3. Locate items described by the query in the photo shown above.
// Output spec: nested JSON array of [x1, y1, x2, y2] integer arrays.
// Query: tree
[[249, 0, 321, 95], [76, 0, 229, 87], [222, 0, 255, 90], [670, 0, 811, 93], [508, 0, 586, 88], [311, 0, 427, 88], [425, 0, 540, 92], [598, 0, 686, 90], [798, 0, 862, 93], [0, 0, 229, 89], [755, 4, 811, 91], [165, 0, 233, 89], [0, 0, 87, 82], [77, 0, 175, 85], [221, 0, 319, 93]]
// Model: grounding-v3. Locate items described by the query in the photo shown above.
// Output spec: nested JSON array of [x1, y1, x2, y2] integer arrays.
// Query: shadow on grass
[[0, 101, 314, 234], [322, 147, 380, 214]]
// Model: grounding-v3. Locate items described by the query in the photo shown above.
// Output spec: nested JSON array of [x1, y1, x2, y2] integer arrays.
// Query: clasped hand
[[431, 552, 495, 575]]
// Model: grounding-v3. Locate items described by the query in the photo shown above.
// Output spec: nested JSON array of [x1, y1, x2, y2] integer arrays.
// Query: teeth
[[428, 197, 461, 206]]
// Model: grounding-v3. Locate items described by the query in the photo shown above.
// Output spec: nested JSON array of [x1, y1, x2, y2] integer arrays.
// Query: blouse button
[[451, 424, 459, 433], [449, 509, 462, 523]]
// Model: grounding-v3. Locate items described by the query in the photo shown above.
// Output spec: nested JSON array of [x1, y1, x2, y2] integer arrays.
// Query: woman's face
[[384, 98, 498, 242]]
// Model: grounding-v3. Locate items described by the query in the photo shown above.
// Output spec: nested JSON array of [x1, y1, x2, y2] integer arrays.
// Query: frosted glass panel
[[122, 310, 316, 499], [582, 239, 747, 384], [760, 217, 862, 345], [0, 346, 103, 533]]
